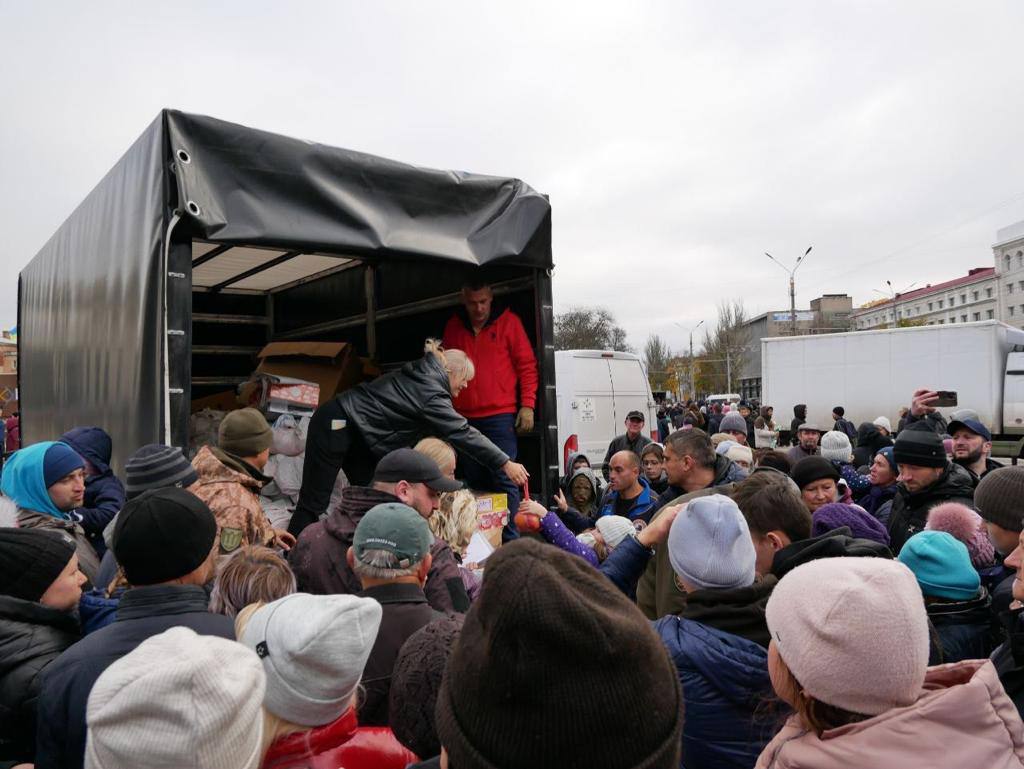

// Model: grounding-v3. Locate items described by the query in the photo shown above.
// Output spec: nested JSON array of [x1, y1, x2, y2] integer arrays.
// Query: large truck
[[17, 110, 558, 497], [761, 321, 1024, 455]]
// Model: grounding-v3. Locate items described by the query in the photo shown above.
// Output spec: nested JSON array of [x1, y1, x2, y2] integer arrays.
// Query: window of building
[[1018, 281, 1023, 291], [961, 314, 968, 323], [1009, 283, 1015, 294], [1011, 306, 1016, 317], [973, 291, 979, 301], [988, 309, 995, 319], [987, 288, 994, 298], [974, 312, 981, 321], [938, 300, 944, 309], [928, 302, 933, 311], [960, 294, 967, 304], [1019, 251, 1024, 268], [1006, 255, 1012, 271], [938, 319, 945, 324]]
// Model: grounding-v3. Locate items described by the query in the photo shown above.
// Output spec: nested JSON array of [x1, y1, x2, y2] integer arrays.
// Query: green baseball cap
[[353, 503, 434, 569]]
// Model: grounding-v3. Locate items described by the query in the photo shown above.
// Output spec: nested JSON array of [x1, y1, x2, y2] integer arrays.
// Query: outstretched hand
[[553, 488, 569, 513], [503, 460, 530, 487]]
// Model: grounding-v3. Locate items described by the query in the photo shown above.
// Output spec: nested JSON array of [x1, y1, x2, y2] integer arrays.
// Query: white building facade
[[994, 220, 1024, 329], [852, 267, 997, 330]]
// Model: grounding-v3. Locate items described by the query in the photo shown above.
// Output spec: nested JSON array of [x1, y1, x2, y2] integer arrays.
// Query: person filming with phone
[[886, 388, 976, 554]]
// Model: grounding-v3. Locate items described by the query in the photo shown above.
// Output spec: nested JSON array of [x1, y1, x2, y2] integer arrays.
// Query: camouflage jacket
[[190, 446, 274, 555]]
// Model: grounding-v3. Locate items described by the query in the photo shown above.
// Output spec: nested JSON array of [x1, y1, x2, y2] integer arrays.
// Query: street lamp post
[[873, 280, 917, 329], [674, 320, 704, 400], [766, 246, 813, 336]]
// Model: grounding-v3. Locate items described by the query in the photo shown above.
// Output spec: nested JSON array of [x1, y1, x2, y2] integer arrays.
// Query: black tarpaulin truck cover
[[18, 109, 552, 471]]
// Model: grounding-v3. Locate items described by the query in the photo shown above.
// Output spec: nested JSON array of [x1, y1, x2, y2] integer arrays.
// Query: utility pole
[[726, 348, 732, 393], [674, 320, 704, 400], [766, 246, 813, 336]]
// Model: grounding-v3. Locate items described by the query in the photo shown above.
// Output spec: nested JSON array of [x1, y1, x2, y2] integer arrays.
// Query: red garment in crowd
[[442, 308, 538, 419], [4, 415, 18, 454], [262, 708, 418, 769]]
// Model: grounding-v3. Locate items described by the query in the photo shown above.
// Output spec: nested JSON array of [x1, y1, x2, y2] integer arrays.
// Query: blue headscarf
[[1, 441, 84, 518]]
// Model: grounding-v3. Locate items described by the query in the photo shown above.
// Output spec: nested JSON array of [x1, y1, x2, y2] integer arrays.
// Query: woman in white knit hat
[[757, 557, 1024, 768], [236, 593, 417, 769]]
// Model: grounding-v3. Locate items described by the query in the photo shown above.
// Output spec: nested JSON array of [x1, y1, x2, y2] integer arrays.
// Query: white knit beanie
[[819, 431, 853, 462], [240, 592, 383, 726], [595, 515, 635, 549], [667, 494, 755, 590], [725, 443, 753, 467], [766, 557, 929, 716], [85, 627, 265, 769], [873, 416, 892, 433]]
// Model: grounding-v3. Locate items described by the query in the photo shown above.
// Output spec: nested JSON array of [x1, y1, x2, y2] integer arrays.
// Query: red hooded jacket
[[442, 307, 538, 419], [262, 709, 417, 769]]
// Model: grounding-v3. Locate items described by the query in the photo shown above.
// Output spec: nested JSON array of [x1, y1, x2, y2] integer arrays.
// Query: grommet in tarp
[[176, 149, 191, 164], [186, 200, 201, 216]]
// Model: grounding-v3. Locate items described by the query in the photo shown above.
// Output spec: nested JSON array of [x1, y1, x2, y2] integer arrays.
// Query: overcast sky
[[3, 1, 1024, 354]]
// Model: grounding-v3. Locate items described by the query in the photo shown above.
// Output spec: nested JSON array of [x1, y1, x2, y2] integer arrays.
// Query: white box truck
[[555, 350, 658, 475], [761, 321, 1024, 453]]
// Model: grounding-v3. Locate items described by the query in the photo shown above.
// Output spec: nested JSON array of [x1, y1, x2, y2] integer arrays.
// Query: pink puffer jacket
[[756, 660, 1024, 769]]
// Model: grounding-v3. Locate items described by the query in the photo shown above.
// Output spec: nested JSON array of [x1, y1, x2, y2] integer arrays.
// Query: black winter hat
[[435, 538, 683, 769], [893, 422, 947, 469], [0, 528, 77, 602], [975, 465, 1024, 533], [790, 455, 840, 490], [112, 487, 217, 585]]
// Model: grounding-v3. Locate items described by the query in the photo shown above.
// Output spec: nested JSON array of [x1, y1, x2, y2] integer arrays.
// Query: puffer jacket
[[58, 427, 126, 552], [337, 353, 508, 470], [657, 614, 777, 769], [928, 590, 999, 665], [289, 485, 470, 613], [755, 660, 1024, 769], [887, 462, 976, 554], [190, 445, 275, 555], [262, 707, 417, 769], [0, 596, 79, 762]]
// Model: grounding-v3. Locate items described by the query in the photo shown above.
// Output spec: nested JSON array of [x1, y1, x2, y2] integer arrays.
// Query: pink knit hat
[[766, 558, 929, 716], [926, 502, 996, 569]]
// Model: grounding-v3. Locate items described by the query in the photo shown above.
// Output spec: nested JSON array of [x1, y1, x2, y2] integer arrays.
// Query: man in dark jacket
[[887, 423, 976, 554], [993, 524, 1024, 719], [293, 349, 525, 536], [289, 448, 470, 613], [602, 410, 652, 481], [950, 418, 1001, 485], [595, 451, 658, 524], [58, 427, 126, 558], [655, 495, 776, 768], [350, 502, 441, 726], [637, 430, 748, 620], [789, 404, 807, 445], [770, 526, 894, 579], [852, 422, 893, 469], [831, 406, 857, 441], [975, 467, 1024, 617], [35, 488, 232, 769]]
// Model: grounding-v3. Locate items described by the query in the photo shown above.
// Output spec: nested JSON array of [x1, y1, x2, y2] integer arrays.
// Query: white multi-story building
[[994, 220, 1024, 329], [852, 267, 997, 330]]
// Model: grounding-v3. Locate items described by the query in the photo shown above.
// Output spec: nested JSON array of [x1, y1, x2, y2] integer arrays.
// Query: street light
[[674, 319, 704, 400], [766, 246, 813, 336], [873, 280, 917, 329]]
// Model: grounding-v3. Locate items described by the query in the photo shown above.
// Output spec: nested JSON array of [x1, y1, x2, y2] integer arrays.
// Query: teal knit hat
[[898, 531, 980, 601]]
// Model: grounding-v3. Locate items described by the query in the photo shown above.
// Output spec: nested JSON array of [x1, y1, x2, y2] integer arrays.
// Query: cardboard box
[[239, 374, 319, 418], [475, 492, 509, 549], [255, 342, 364, 405], [190, 389, 238, 414]]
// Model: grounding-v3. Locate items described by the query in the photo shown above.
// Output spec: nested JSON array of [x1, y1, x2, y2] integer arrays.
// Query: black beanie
[[791, 455, 840, 490], [0, 528, 77, 602], [435, 538, 683, 769], [893, 422, 947, 469], [975, 466, 1024, 533], [112, 487, 217, 585]]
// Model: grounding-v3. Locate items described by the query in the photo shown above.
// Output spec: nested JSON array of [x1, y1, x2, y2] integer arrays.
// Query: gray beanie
[[719, 412, 748, 435], [975, 466, 1024, 533], [819, 431, 853, 463], [85, 627, 265, 769], [240, 593, 382, 726], [667, 494, 756, 590]]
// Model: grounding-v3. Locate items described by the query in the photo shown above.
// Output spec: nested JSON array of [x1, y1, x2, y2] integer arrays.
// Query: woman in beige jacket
[[756, 556, 1024, 769]]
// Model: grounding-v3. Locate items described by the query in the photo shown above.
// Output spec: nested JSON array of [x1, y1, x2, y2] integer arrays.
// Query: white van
[[706, 393, 741, 407], [555, 350, 658, 475]]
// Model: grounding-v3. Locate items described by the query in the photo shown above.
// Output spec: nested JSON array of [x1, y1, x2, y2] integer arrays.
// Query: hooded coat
[[887, 462, 976, 554], [789, 405, 807, 445], [755, 660, 1024, 769], [656, 578, 779, 769], [0, 442, 100, 586], [0, 595, 80, 762], [851, 422, 893, 469], [289, 485, 470, 613], [57, 427, 126, 551]]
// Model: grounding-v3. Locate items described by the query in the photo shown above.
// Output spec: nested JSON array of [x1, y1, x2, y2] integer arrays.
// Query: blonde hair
[[424, 338, 475, 384], [414, 437, 457, 479], [429, 489, 479, 556], [209, 546, 296, 618]]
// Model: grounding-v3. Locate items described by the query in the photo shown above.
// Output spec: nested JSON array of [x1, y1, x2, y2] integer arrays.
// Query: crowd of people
[[4, 273, 1024, 768]]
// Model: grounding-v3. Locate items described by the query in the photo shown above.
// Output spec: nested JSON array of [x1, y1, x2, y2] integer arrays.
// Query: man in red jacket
[[443, 278, 538, 539]]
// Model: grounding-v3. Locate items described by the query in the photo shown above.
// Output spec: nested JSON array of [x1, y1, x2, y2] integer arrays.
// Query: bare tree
[[699, 301, 750, 394], [554, 307, 634, 352], [643, 334, 673, 390]]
